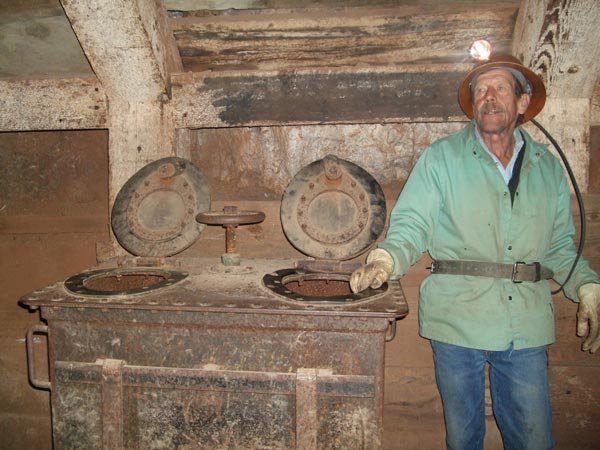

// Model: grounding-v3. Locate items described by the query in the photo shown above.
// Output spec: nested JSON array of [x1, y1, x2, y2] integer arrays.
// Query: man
[[350, 55, 600, 450]]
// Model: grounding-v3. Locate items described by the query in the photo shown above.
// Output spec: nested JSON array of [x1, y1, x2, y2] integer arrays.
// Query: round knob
[[196, 206, 265, 226], [196, 206, 266, 266]]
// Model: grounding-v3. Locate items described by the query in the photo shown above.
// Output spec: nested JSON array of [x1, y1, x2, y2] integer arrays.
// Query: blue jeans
[[431, 340, 554, 450]]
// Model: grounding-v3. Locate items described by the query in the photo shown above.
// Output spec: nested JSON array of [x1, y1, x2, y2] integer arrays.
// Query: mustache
[[480, 103, 505, 114]]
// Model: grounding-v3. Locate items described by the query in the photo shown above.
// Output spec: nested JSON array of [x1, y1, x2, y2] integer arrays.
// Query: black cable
[[530, 118, 586, 295]]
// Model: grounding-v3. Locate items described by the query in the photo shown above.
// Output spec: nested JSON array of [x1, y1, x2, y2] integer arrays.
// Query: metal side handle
[[26, 324, 51, 390], [385, 319, 397, 342]]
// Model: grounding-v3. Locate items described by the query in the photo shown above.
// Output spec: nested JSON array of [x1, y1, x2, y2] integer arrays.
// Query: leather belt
[[429, 260, 553, 283]]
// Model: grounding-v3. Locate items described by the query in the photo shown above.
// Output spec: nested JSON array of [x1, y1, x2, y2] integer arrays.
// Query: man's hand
[[577, 283, 600, 353], [349, 249, 394, 293]]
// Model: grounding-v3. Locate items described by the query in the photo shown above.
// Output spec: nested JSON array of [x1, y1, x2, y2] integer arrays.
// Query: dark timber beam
[[171, 3, 517, 72], [172, 64, 470, 128]]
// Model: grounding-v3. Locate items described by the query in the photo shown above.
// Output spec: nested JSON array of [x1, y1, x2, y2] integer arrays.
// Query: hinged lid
[[111, 157, 210, 257], [281, 155, 386, 260]]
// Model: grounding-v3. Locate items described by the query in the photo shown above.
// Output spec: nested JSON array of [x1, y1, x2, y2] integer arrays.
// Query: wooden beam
[[592, 71, 600, 127], [60, 0, 181, 103], [512, 0, 600, 99], [525, 98, 591, 192], [0, 215, 107, 235], [164, 0, 520, 11], [172, 64, 470, 128], [60, 0, 184, 194], [0, 63, 471, 132], [0, 77, 106, 131], [171, 3, 517, 72], [591, 126, 600, 193], [60, 0, 184, 258], [513, 0, 600, 192]]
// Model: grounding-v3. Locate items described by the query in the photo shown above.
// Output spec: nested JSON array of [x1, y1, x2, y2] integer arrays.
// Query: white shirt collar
[[475, 127, 524, 185]]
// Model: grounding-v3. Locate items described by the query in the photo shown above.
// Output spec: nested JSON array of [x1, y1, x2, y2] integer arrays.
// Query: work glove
[[577, 283, 600, 353], [349, 248, 394, 293]]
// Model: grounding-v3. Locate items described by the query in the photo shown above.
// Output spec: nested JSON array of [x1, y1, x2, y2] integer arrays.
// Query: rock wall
[[191, 122, 465, 200]]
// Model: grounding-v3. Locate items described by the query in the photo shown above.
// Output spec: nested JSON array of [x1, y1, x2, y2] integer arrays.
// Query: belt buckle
[[512, 261, 542, 282], [532, 262, 541, 282], [511, 261, 526, 283], [429, 260, 438, 274]]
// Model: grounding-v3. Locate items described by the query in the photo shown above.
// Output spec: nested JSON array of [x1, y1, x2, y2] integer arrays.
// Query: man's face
[[471, 68, 530, 135]]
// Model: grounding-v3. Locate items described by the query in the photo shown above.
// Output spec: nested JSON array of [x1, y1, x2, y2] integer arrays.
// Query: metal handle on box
[[26, 324, 51, 390], [385, 319, 397, 342]]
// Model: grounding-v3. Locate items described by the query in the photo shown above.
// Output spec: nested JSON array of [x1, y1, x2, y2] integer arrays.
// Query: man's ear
[[517, 93, 531, 115]]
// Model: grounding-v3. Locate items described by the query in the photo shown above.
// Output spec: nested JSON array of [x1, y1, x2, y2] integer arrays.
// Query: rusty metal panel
[[101, 359, 125, 450], [125, 388, 293, 449], [46, 317, 385, 375], [317, 397, 381, 449], [296, 368, 318, 450], [53, 365, 103, 450], [52, 360, 378, 449]]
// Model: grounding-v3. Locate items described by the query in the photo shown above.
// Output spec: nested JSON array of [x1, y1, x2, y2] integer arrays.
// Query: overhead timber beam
[[0, 62, 470, 132], [513, 0, 600, 192], [171, 3, 517, 72], [0, 77, 106, 131], [167, 2, 516, 127], [172, 64, 470, 128]]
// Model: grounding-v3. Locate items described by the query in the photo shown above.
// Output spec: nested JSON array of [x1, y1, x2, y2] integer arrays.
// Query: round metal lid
[[111, 157, 211, 257], [281, 155, 386, 260]]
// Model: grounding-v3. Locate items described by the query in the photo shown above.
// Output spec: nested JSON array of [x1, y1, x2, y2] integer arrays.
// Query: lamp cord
[[530, 118, 586, 295]]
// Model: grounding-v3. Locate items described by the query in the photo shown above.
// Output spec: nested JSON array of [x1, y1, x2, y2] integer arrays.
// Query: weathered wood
[[172, 64, 470, 128], [0, 64, 471, 132], [59, 0, 184, 258], [175, 128, 194, 160], [0, 216, 107, 235], [549, 366, 600, 450], [512, 0, 600, 99], [592, 83, 600, 126], [524, 97, 591, 191], [590, 126, 600, 193], [60, 0, 180, 195], [0, 10, 93, 79], [513, 1, 600, 195], [61, 0, 177, 103], [105, 101, 179, 177], [0, 77, 106, 131], [164, 0, 475, 11], [171, 4, 517, 72], [574, 193, 600, 271], [140, 0, 184, 93]]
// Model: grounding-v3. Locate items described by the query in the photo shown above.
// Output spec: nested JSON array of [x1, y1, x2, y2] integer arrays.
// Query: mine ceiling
[[1, 0, 521, 79]]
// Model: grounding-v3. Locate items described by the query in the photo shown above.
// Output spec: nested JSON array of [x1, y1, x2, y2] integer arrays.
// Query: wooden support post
[[513, 0, 600, 192], [59, 0, 184, 258]]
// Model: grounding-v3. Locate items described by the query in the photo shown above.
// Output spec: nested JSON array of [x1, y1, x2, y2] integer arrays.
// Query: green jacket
[[379, 121, 600, 350]]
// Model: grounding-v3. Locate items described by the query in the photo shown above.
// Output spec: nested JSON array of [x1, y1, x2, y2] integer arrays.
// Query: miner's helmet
[[458, 54, 547, 123]]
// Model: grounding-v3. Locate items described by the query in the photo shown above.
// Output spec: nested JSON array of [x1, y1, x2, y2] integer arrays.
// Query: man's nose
[[484, 87, 498, 100]]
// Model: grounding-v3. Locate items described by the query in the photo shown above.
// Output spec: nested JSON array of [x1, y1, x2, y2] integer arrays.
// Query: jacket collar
[[464, 120, 547, 167]]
